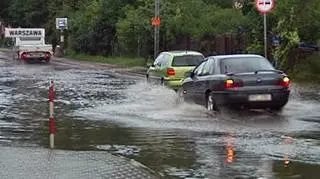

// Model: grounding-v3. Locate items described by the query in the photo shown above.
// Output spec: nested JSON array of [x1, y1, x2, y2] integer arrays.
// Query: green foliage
[[116, 0, 246, 56], [272, 7, 300, 69], [0, 0, 11, 22], [68, 0, 99, 53], [67, 48, 147, 67], [7, 0, 49, 27], [269, 0, 320, 70], [1, 0, 319, 77], [116, 0, 153, 56], [242, 0, 320, 71], [291, 53, 320, 83]]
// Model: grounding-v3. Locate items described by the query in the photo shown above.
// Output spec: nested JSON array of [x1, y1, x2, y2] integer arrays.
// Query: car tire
[[146, 74, 150, 84], [160, 78, 164, 86], [206, 92, 217, 111], [270, 105, 284, 112]]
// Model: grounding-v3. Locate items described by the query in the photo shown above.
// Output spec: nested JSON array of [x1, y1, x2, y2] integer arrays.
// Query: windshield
[[220, 57, 275, 74], [172, 55, 204, 67]]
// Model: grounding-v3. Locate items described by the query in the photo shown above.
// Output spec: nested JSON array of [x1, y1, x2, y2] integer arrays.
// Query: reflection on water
[[224, 134, 235, 164], [282, 135, 294, 168], [0, 59, 320, 178]]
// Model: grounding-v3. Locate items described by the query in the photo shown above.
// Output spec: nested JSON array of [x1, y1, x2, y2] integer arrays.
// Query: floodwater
[[0, 52, 319, 178]]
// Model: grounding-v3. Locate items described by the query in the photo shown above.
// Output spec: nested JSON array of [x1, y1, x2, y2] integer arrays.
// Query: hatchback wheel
[[160, 78, 164, 86]]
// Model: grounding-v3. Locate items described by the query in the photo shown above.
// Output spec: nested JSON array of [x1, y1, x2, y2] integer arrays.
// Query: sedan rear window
[[172, 55, 204, 67], [220, 57, 275, 74]]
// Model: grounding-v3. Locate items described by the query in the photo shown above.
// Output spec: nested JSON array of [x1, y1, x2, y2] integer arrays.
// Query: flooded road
[[0, 52, 319, 178]]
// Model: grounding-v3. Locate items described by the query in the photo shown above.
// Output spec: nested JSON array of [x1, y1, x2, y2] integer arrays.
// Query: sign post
[[255, 0, 275, 59], [152, 0, 160, 59], [56, 18, 68, 55]]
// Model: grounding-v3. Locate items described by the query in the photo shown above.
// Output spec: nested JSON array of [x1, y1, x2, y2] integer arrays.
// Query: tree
[[8, 0, 49, 27], [116, 0, 246, 56], [0, 0, 11, 22]]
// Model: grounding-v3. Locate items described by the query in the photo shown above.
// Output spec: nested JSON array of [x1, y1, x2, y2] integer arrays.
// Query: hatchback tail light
[[166, 68, 175, 77], [280, 76, 290, 88]]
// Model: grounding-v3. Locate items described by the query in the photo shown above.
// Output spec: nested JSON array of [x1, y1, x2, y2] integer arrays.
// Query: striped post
[[48, 80, 56, 149]]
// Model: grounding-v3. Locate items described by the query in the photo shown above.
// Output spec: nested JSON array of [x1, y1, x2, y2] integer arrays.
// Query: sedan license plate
[[30, 53, 43, 57], [248, 94, 272, 101]]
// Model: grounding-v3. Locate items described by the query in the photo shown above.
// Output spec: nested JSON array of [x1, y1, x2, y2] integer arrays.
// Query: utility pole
[[154, 0, 160, 58], [60, 29, 64, 53], [263, 13, 267, 59]]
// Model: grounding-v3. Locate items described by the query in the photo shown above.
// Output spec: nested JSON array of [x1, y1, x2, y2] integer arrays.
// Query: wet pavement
[[0, 51, 319, 178]]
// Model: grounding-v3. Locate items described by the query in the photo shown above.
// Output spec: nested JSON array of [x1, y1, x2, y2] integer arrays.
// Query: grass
[[66, 50, 150, 68], [290, 52, 320, 84]]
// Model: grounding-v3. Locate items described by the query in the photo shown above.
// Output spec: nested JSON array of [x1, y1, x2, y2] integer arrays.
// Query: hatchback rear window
[[220, 57, 275, 74], [172, 55, 204, 67]]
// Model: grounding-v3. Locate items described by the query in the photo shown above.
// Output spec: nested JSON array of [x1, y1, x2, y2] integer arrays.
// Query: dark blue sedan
[[177, 54, 290, 111]]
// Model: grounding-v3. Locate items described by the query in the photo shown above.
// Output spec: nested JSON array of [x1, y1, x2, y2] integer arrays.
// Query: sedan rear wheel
[[270, 105, 284, 112]]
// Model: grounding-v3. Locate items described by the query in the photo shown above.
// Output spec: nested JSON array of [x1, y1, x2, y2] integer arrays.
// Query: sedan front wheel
[[206, 92, 217, 111], [176, 87, 185, 104]]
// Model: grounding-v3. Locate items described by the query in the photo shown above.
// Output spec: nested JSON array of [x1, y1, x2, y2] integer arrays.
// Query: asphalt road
[[0, 51, 319, 179]]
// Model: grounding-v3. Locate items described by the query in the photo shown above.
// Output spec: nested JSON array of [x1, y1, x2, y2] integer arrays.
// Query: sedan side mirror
[[185, 71, 195, 78]]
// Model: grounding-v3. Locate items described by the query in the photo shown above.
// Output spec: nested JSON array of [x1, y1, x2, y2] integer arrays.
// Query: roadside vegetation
[[67, 49, 148, 68], [291, 53, 320, 84], [0, 0, 319, 82]]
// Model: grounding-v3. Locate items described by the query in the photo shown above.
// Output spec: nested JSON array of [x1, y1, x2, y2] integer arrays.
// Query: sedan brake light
[[225, 79, 234, 88], [280, 76, 290, 88], [224, 79, 243, 89], [166, 68, 175, 77]]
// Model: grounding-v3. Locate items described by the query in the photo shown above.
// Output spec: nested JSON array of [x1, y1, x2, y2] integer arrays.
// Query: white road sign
[[233, 0, 244, 9], [255, 0, 275, 14], [56, 18, 68, 30], [4, 28, 45, 38]]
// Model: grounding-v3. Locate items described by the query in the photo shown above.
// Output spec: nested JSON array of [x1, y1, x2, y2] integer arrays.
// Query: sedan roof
[[208, 54, 264, 59], [162, 50, 204, 56]]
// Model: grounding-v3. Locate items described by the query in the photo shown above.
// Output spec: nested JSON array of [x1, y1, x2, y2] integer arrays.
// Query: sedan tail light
[[166, 68, 175, 77], [280, 76, 290, 88], [224, 79, 243, 89], [225, 79, 234, 89]]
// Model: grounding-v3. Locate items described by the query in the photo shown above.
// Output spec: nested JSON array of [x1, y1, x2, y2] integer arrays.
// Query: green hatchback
[[146, 50, 205, 90]]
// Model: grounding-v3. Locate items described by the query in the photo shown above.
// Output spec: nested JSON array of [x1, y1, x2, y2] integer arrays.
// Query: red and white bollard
[[48, 80, 56, 149]]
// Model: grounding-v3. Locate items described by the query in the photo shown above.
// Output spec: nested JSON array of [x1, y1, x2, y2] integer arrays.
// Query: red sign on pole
[[151, 17, 160, 26], [255, 0, 275, 14]]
